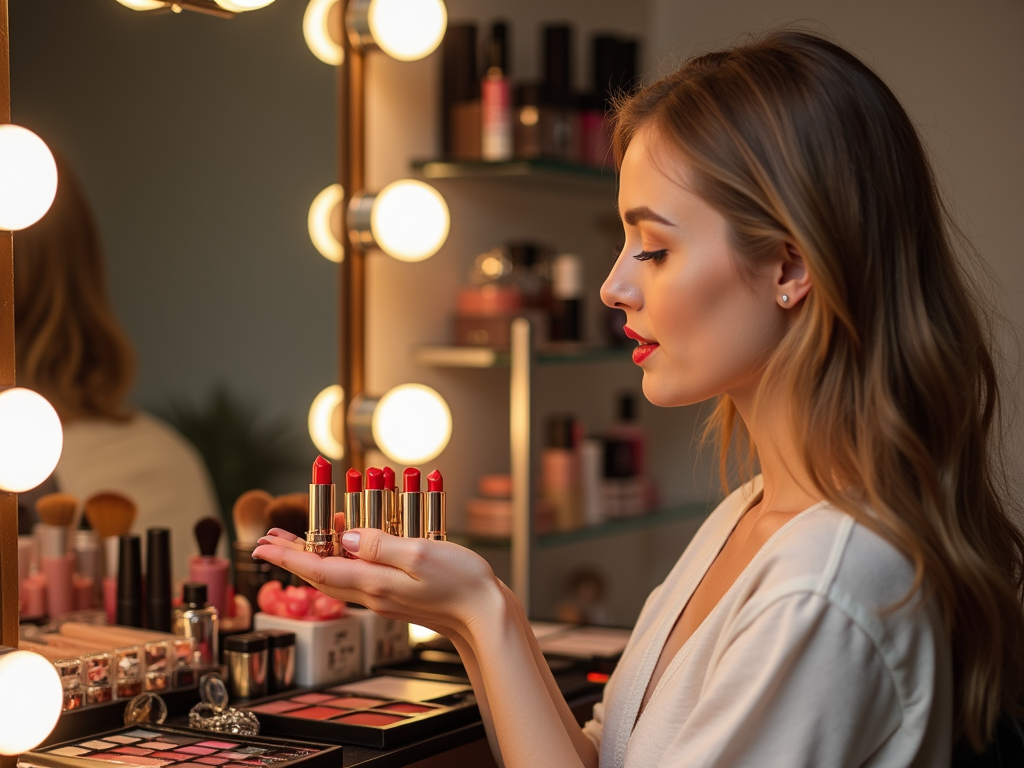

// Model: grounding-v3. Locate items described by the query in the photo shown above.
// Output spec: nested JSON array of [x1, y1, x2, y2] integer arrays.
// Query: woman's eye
[[634, 248, 668, 263]]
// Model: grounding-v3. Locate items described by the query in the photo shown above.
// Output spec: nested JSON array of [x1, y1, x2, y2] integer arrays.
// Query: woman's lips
[[632, 344, 659, 364]]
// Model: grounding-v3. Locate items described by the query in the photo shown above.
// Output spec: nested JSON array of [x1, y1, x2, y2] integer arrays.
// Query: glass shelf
[[411, 158, 615, 192], [450, 501, 710, 551], [415, 344, 632, 369]]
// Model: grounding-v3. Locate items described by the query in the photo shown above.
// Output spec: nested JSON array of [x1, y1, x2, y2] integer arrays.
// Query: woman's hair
[[14, 153, 135, 422], [611, 30, 1024, 749]]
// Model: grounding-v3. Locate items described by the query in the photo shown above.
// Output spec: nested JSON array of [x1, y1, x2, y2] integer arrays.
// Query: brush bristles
[[36, 493, 78, 528], [84, 492, 137, 539], [267, 496, 309, 540], [194, 516, 223, 558], [232, 489, 272, 544]]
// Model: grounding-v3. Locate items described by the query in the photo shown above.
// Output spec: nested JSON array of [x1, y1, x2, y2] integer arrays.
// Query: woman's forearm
[[449, 634, 506, 767]]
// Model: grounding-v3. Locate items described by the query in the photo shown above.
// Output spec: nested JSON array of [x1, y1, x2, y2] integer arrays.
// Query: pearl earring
[[781, 295, 789, 303]]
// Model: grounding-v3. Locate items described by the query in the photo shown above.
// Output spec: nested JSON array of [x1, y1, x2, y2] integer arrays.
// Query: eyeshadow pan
[[50, 747, 90, 756], [89, 755, 169, 766], [290, 693, 334, 704], [196, 742, 236, 750], [248, 700, 305, 714], [234, 747, 268, 755], [127, 731, 161, 739], [107, 737, 142, 745], [215, 752, 249, 759], [324, 696, 386, 709], [177, 747, 217, 756], [195, 758, 229, 765], [155, 736, 202, 746], [83, 740, 119, 749], [149, 752, 182, 759], [332, 711, 407, 726], [140, 743, 179, 750], [111, 747, 154, 756], [375, 702, 435, 714], [289, 706, 343, 720]]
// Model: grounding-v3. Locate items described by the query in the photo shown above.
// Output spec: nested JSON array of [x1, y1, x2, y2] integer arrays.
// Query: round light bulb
[[0, 651, 63, 755], [115, 0, 167, 9], [368, 0, 447, 61], [214, 0, 276, 11], [0, 388, 64, 493], [308, 183, 345, 262], [372, 383, 451, 465], [303, 0, 344, 65], [0, 125, 58, 232], [370, 179, 449, 262], [308, 384, 345, 460]]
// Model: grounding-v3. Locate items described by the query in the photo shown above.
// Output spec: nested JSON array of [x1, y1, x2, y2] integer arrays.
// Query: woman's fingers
[[255, 533, 305, 552], [341, 528, 432, 577], [266, 528, 300, 542]]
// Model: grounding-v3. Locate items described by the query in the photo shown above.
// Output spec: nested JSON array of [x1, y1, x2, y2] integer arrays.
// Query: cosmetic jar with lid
[[81, 651, 113, 704], [173, 582, 219, 666], [54, 657, 83, 711], [255, 630, 296, 692], [223, 633, 268, 699], [114, 645, 143, 699]]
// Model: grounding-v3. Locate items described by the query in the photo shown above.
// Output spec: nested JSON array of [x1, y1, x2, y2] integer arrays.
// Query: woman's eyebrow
[[618, 205, 675, 226]]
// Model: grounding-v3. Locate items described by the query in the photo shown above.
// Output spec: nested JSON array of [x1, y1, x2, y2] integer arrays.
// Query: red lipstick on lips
[[400, 468, 424, 538], [623, 325, 659, 365], [305, 455, 339, 557], [425, 470, 446, 541]]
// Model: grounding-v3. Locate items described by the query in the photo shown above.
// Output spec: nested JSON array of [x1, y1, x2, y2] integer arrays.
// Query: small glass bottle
[[173, 582, 219, 667]]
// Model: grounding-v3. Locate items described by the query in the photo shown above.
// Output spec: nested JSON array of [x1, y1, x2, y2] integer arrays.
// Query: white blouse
[[582, 478, 952, 767]]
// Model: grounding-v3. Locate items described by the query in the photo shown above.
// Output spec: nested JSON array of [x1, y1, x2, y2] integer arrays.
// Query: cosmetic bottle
[[602, 438, 644, 518], [508, 241, 549, 309], [224, 632, 268, 700], [39, 525, 75, 618], [189, 517, 229, 618], [116, 534, 143, 627], [543, 415, 583, 531], [581, 438, 605, 526], [259, 629, 296, 693], [443, 23, 481, 160], [481, 21, 512, 162], [173, 582, 219, 666], [72, 522, 101, 607], [514, 82, 542, 159], [550, 253, 584, 343], [146, 528, 173, 632], [539, 25, 579, 161]]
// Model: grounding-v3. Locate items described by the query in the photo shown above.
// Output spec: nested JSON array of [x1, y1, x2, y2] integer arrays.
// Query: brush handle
[[189, 555, 229, 618]]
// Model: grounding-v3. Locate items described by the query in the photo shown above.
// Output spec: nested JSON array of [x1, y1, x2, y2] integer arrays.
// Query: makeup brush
[[84, 491, 137, 623], [36, 493, 78, 617], [266, 494, 308, 540], [190, 517, 229, 618], [233, 489, 272, 546]]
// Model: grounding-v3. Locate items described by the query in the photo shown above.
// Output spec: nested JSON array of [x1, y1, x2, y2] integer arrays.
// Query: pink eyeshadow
[[111, 748, 153, 756], [174, 764, 209, 768], [290, 706, 343, 720], [215, 753, 249, 760], [291, 693, 334, 704], [89, 756, 168, 766], [325, 696, 386, 709], [196, 742, 235, 750], [140, 743, 179, 750], [178, 747, 217, 756], [332, 711, 407, 726], [375, 702, 434, 714], [249, 700, 305, 714], [149, 753, 181, 759], [196, 758, 229, 765]]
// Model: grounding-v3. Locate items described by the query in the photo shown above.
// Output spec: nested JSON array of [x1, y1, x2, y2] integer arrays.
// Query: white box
[[254, 612, 362, 688], [347, 608, 412, 674]]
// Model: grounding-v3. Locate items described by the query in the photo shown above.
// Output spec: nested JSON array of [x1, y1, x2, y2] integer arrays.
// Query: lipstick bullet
[[364, 467, 386, 530], [400, 468, 424, 538], [342, 468, 363, 558], [382, 466, 399, 536], [425, 469, 446, 541], [305, 455, 339, 557]]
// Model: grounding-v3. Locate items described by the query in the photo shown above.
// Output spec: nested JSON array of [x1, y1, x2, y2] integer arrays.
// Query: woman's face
[[600, 128, 789, 408]]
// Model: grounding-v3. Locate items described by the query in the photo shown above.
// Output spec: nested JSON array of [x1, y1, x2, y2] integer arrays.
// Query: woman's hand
[[252, 523, 504, 640]]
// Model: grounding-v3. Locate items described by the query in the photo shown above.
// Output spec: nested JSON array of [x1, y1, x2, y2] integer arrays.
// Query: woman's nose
[[600, 254, 642, 311]]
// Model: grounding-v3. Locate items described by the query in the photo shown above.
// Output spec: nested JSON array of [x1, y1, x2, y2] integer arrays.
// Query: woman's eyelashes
[[612, 246, 669, 264]]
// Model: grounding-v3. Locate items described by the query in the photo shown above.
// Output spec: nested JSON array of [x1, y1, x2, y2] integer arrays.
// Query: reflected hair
[[611, 30, 1024, 749], [14, 153, 135, 422]]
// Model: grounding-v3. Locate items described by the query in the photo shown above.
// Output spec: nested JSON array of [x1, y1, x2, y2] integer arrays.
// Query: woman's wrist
[[456, 571, 513, 648]]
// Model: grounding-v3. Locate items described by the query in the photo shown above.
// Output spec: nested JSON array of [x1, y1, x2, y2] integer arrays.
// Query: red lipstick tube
[[363, 467, 386, 530], [425, 469, 446, 541], [305, 455, 339, 557], [344, 468, 364, 528], [400, 468, 424, 538], [382, 466, 398, 535]]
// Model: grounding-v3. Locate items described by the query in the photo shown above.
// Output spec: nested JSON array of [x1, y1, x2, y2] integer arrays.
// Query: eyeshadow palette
[[244, 674, 479, 748], [23, 724, 341, 768]]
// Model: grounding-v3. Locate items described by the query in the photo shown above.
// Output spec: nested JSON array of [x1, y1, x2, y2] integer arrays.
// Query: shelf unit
[[411, 158, 615, 193]]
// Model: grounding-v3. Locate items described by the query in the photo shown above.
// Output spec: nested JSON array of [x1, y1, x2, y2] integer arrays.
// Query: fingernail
[[257, 536, 272, 546], [251, 548, 261, 561], [342, 531, 360, 552]]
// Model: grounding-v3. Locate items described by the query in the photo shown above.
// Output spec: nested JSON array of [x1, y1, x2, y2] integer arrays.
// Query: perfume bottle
[[173, 582, 219, 666]]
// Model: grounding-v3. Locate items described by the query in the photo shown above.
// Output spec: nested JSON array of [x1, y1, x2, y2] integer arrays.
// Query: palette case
[[21, 723, 342, 768], [243, 674, 479, 749]]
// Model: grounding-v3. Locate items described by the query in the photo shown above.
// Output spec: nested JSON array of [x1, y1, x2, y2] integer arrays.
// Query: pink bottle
[[39, 524, 75, 618], [190, 517, 229, 618]]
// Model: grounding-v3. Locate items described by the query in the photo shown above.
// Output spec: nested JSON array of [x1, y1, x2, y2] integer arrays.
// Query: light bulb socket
[[348, 393, 381, 452], [345, 0, 379, 53], [347, 191, 378, 253]]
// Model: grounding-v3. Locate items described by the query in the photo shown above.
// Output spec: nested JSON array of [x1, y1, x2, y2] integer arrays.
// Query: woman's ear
[[776, 242, 812, 308]]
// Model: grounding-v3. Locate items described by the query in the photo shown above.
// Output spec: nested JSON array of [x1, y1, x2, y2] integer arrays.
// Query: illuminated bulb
[[371, 179, 449, 262], [308, 183, 345, 262], [0, 651, 62, 755], [0, 388, 63, 493], [214, 0, 276, 11], [519, 105, 539, 127], [372, 383, 451, 464], [368, 0, 446, 61], [304, 0, 343, 65], [408, 624, 441, 645], [0, 126, 58, 232], [308, 384, 345, 460], [115, 0, 167, 9]]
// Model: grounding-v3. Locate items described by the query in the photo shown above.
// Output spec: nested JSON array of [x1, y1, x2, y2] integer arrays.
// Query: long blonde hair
[[14, 153, 135, 421], [612, 30, 1024, 749]]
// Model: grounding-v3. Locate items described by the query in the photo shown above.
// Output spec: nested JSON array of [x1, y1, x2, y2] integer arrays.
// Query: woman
[[15, 153, 219, 581], [255, 31, 1024, 766]]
